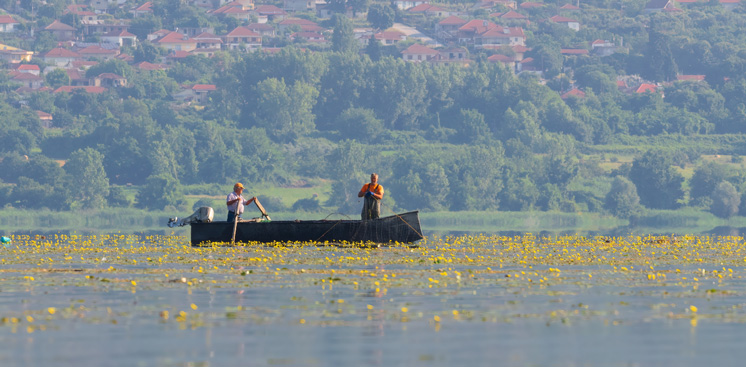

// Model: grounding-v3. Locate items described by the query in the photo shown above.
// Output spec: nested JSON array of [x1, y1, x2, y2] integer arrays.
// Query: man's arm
[[357, 185, 367, 198]]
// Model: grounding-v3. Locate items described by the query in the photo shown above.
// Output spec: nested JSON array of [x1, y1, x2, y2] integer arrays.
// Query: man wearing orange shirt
[[358, 173, 384, 220]]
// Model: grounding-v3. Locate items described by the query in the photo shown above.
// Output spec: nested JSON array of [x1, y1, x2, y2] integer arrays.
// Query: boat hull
[[190, 211, 423, 246]]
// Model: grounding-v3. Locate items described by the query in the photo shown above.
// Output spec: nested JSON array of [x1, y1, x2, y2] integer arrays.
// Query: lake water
[[1, 233, 746, 366]]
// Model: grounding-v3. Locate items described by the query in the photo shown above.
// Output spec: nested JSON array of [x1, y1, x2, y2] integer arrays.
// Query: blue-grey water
[[0, 233, 745, 366]]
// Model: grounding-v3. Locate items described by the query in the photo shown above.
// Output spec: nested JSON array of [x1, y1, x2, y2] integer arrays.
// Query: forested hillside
[[3, 0, 746, 222]]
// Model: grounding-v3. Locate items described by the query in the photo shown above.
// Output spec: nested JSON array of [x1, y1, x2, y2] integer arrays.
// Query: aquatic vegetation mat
[[1, 233, 746, 366]]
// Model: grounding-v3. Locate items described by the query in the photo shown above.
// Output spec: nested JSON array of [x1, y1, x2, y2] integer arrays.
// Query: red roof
[[36, 111, 53, 120], [156, 32, 196, 44], [0, 15, 19, 24], [225, 26, 261, 37], [561, 88, 586, 99], [255, 5, 286, 15], [54, 86, 107, 93], [401, 44, 438, 55], [480, 26, 525, 38], [636, 83, 657, 93], [459, 19, 498, 34], [134, 2, 153, 11], [44, 48, 82, 58], [45, 20, 75, 31], [488, 54, 514, 63], [16, 64, 40, 71], [500, 10, 527, 19], [192, 84, 216, 91], [12, 73, 43, 81], [439, 16, 467, 25]]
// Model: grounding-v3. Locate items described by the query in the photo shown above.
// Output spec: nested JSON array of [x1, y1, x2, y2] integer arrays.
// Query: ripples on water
[[1, 233, 746, 366]]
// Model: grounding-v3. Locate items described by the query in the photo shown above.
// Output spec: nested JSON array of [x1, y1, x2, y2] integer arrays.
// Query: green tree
[[248, 78, 318, 142], [135, 174, 185, 210], [644, 26, 678, 82], [45, 68, 70, 89], [334, 107, 383, 141], [604, 176, 642, 219], [629, 150, 684, 209], [710, 181, 740, 219], [331, 14, 358, 53], [64, 148, 110, 209], [689, 162, 729, 206], [367, 4, 395, 30]]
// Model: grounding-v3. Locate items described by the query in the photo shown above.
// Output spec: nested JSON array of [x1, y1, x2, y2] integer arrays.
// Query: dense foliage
[[3, 0, 746, 219]]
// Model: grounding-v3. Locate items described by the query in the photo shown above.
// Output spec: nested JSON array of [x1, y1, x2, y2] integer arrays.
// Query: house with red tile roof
[[437, 16, 467, 33], [211, 2, 253, 21], [194, 32, 223, 49], [131, 2, 154, 17], [247, 23, 276, 36], [254, 5, 287, 21], [408, 3, 449, 16], [590, 39, 616, 56], [223, 26, 262, 51], [550, 15, 580, 30], [11, 72, 44, 89], [488, 53, 517, 71], [36, 111, 53, 128], [636, 83, 658, 93], [66, 68, 89, 86], [0, 15, 19, 32], [101, 30, 137, 47], [477, 25, 526, 48], [15, 64, 40, 76], [372, 30, 407, 45], [401, 44, 438, 62], [44, 20, 76, 41], [561, 88, 586, 99], [493, 10, 528, 21], [77, 45, 120, 60], [44, 47, 82, 67], [458, 19, 498, 43], [154, 32, 198, 52]]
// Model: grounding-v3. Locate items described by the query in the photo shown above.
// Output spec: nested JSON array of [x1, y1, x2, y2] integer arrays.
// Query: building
[[44, 20, 76, 41], [0, 15, 20, 32]]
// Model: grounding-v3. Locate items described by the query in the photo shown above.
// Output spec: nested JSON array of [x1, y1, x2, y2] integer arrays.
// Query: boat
[[168, 205, 424, 246], [188, 211, 423, 246]]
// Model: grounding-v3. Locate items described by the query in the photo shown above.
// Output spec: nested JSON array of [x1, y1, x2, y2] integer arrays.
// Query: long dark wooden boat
[[190, 211, 423, 246]]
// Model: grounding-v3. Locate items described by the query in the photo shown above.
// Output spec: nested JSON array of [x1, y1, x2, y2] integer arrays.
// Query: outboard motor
[[168, 207, 214, 227]]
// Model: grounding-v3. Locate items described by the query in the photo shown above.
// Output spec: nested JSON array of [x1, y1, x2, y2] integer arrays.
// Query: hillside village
[[1, 0, 739, 121]]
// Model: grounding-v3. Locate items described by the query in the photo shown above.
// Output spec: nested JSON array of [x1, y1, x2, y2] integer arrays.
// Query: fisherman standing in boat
[[358, 173, 384, 220], [226, 183, 256, 222]]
